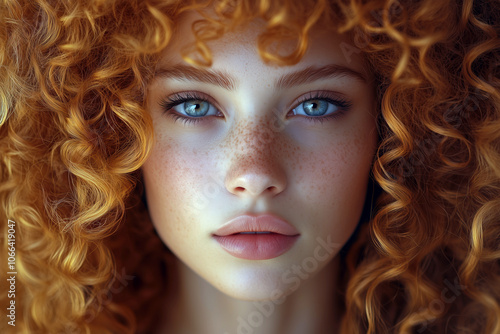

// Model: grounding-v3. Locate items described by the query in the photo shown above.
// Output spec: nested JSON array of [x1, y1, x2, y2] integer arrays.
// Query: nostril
[[266, 186, 278, 192], [227, 173, 286, 197], [233, 185, 277, 195]]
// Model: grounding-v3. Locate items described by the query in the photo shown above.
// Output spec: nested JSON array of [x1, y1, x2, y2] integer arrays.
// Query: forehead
[[159, 10, 371, 83]]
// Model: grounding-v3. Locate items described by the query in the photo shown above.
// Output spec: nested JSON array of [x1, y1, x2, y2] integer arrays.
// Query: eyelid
[[161, 91, 224, 115], [287, 90, 351, 112]]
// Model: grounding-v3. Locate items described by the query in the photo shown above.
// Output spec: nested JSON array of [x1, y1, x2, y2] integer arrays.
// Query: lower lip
[[213, 233, 299, 260]]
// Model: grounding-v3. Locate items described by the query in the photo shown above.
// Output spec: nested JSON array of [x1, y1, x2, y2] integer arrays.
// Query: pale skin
[[142, 10, 378, 334]]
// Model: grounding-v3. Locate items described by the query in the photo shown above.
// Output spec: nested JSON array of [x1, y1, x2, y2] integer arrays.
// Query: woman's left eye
[[292, 97, 350, 123]]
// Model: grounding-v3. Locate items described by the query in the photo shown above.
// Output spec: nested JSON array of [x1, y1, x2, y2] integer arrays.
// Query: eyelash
[[293, 92, 352, 124], [159, 92, 213, 125], [159, 92, 353, 125]]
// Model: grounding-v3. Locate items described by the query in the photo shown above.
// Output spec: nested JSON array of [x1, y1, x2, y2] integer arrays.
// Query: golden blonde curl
[[0, 0, 499, 333]]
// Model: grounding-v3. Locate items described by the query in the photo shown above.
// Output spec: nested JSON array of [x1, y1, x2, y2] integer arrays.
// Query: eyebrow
[[275, 64, 367, 89], [154, 65, 238, 91], [154, 63, 367, 91]]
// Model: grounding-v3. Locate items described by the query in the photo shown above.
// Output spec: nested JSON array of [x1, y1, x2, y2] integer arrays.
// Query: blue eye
[[160, 93, 220, 125], [293, 99, 339, 117], [174, 99, 217, 118], [180, 100, 211, 117]]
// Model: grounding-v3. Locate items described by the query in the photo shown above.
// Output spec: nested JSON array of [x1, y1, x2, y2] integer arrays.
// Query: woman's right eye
[[173, 99, 216, 117], [159, 95, 220, 125]]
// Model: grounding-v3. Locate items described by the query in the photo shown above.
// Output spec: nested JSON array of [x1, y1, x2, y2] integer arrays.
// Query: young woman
[[1, 0, 498, 333]]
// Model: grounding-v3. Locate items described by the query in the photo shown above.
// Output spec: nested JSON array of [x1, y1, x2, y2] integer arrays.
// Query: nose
[[225, 162, 287, 197], [224, 120, 287, 198]]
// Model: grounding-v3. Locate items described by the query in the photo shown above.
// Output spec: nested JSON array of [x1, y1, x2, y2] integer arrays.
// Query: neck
[[156, 255, 343, 334]]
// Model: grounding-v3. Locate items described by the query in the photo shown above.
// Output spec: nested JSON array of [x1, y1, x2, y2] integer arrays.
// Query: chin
[[217, 282, 295, 303], [207, 265, 308, 302]]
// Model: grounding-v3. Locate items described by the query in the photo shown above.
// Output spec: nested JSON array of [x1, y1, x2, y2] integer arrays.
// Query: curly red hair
[[0, 0, 499, 333]]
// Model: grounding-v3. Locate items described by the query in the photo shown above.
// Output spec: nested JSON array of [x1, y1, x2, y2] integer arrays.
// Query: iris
[[184, 100, 210, 117], [302, 99, 328, 116]]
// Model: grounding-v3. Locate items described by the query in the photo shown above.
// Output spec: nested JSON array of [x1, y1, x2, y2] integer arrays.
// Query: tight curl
[[0, 0, 499, 333]]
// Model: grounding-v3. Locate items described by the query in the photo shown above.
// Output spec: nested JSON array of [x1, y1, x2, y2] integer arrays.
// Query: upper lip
[[213, 214, 300, 236]]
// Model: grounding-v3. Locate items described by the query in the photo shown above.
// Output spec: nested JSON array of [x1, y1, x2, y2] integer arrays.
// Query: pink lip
[[212, 214, 300, 260]]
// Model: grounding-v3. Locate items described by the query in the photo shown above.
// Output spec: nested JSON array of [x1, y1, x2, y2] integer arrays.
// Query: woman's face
[[143, 11, 378, 300]]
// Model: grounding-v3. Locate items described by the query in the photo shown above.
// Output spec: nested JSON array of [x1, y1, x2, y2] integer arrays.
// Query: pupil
[[185, 100, 208, 116], [304, 99, 327, 116]]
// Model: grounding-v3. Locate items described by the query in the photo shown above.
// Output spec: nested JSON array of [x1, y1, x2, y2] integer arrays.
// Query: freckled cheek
[[300, 138, 374, 221], [143, 144, 207, 241]]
